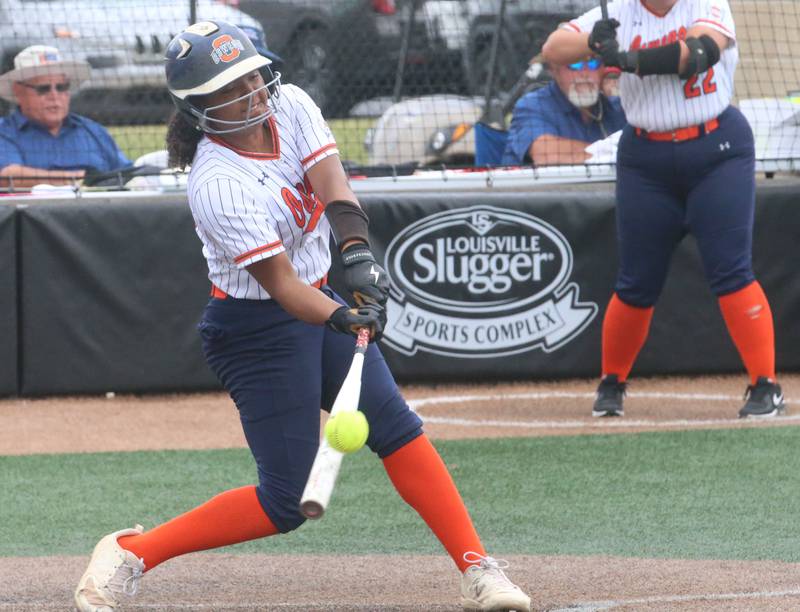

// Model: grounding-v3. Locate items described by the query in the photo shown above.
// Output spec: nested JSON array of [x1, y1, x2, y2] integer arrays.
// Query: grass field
[[4, 428, 800, 561], [109, 119, 373, 166]]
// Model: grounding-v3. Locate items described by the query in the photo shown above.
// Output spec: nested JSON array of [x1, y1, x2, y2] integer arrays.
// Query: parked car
[[237, 0, 464, 117], [0, 0, 265, 124]]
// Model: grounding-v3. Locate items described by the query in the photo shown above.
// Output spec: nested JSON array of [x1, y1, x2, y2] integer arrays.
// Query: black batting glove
[[325, 304, 387, 341], [340, 242, 390, 307], [590, 34, 623, 69], [588, 18, 620, 53]]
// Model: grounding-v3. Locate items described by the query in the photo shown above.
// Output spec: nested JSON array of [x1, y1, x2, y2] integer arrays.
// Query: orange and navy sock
[[601, 293, 654, 382], [118, 485, 278, 571], [718, 281, 776, 384], [383, 434, 484, 572]]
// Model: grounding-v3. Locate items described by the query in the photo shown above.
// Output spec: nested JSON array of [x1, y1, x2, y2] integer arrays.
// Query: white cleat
[[74, 525, 145, 611], [460, 552, 531, 611]]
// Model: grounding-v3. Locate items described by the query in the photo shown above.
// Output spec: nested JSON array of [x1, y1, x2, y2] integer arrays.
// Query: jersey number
[[684, 67, 717, 99]]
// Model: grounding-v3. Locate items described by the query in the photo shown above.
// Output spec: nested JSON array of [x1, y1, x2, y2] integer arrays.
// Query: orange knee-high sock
[[601, 293, 654, 382], [718, 281, 775, 383], [117, 486, 278, 571], [383, 434, 484, 572]]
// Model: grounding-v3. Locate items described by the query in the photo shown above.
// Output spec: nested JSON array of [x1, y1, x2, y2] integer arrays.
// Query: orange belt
[[635, 118, 719, 142], [211, 274, 328, 300]]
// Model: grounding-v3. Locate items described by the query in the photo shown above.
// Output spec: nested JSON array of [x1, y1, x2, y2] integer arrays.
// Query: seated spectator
[[0, 46, 131, 189], [501, 58, 626, 166]]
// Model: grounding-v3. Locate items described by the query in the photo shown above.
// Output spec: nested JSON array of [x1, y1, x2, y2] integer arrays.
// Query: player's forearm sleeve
[[634, 42, 682, 76], [325, 199, 370, 247]]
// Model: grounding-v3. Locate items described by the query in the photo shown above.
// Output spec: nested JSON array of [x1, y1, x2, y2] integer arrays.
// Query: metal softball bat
[[299, 327, 370, 519]]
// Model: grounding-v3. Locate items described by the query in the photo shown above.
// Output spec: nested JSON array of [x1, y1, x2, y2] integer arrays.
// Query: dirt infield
[[4, 553, 800, 611], [2, 373, 800, 611]]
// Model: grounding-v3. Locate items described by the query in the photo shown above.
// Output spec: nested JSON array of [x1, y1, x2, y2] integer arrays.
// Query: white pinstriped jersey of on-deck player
[[188, 84, 338, 300], [565, 0, 737, 132]]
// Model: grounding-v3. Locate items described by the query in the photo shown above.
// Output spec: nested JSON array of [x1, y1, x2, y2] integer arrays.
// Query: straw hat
[[0, 45, 90, 102]]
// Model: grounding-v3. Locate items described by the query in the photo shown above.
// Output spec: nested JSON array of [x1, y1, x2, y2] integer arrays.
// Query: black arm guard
[[679, 35, 721, 78], [325, 199, 370, 247], [634, 41, 682, 76]]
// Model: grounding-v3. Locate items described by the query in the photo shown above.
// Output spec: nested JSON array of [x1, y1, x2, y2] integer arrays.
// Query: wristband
[[341, 242, 374, 266]]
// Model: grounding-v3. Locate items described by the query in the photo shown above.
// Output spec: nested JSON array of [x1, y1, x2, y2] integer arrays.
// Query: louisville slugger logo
[[382, 206, 598, 358], [210, 35, 244, 64]]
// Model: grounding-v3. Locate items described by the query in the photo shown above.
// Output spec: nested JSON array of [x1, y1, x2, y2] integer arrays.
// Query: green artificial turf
[[108, 119, 371, 167], [2, 428, 800, 560]]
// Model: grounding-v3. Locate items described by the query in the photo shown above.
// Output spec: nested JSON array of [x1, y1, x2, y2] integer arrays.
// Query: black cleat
[[592, 374, 626, 417], [739, 377, 786, 418]]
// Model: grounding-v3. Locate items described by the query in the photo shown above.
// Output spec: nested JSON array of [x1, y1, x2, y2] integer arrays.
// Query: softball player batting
[[542, 0, 785, 418], [73, 21, 530, 612]]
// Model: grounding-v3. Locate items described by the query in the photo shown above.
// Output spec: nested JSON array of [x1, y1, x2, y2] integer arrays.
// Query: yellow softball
[[324, 411, 369, 454]]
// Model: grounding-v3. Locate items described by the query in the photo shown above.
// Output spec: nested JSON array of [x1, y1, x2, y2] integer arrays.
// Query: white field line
[[407, 391, 799, 430], [550, 587, 800, 611]]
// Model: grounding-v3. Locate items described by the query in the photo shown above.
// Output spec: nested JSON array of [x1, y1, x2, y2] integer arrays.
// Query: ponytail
[[166, 111, 203, 170]]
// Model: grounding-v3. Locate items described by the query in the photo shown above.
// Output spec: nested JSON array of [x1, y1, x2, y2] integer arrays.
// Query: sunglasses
[[19, 81, 71, 95], [568, 59, 602, 71]]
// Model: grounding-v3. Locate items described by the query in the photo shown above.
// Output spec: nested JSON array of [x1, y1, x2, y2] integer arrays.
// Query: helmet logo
[[210, 34, 244, 64], [175, 38, 192, 59]]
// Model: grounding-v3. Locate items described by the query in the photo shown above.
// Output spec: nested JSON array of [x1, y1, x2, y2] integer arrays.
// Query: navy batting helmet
[[165, 20, 281, 134]]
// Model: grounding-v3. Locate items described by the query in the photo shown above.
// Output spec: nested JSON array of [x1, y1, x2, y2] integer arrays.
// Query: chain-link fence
[[0, 0, 797, 187]]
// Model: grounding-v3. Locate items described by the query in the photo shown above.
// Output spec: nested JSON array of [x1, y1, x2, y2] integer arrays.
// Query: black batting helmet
[[165, 20, 281, 134]]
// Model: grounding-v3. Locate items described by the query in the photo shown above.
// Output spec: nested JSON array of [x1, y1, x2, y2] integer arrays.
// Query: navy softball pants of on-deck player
[[614, 105, 756, 307], [198, 286, 423, 534]]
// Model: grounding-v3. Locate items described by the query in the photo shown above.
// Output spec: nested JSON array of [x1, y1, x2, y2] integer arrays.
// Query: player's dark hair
[[166, 110, 203, 170]]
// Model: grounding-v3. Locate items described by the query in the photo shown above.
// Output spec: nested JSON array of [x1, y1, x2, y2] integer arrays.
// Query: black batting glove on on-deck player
[[326, 304, 387, 341], [588, 18, 621, 62], [340, 242, 390, 307]]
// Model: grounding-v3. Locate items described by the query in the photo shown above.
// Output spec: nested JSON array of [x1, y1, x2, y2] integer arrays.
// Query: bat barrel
[[298, 330, 368, 520], [299, 442, 343, 518]]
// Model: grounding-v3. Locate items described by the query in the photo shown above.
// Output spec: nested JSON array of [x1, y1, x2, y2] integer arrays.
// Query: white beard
[[567, 84, 600, 108]]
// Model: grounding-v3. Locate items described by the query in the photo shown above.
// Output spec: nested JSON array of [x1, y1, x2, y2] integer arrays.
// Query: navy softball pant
[[198, 286, 423, 533], [614, 105, 756, 307]]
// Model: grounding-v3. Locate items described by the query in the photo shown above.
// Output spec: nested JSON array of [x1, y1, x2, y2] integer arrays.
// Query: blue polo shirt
[[501, 81, 627, 165], [0, 109, 131, 172]]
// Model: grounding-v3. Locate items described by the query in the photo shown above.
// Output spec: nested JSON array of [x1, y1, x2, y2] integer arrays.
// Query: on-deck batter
[[73, 20, 530, 612], [543, 0, 785, 418]]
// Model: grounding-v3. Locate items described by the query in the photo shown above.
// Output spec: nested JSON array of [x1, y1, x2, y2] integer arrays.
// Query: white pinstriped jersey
[[188, 84, 339, 300], [565, 0, 737, 131]]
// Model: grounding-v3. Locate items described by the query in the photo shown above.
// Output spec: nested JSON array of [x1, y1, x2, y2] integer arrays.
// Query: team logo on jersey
[[630, 27, 687, 51], [281, 175, 324, 235], [210, 35, 244, 64], [382, 205, 598, 358]]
